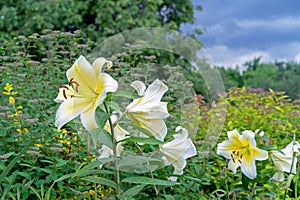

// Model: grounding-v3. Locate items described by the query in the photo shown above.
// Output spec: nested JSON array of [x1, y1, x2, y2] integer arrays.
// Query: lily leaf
[[122, 176, 179, 186]]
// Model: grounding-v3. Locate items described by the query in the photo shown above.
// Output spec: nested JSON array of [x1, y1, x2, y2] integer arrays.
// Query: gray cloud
[[181, 0, 300, 67]]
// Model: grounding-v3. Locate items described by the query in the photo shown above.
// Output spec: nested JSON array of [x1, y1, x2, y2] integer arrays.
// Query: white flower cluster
[[54, 55, 197, 180]]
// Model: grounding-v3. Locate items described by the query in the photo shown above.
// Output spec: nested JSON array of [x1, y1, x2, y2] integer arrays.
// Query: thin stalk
[[94, 182, 97, 200], [224, 173, 229, 200], [87, 133, 91, 156], [283, 139, 297, 200], [135, 144, 158, 195], [104, 102, 121, 196], [295, 157, 299, 199], [250, 182, 255, 200]]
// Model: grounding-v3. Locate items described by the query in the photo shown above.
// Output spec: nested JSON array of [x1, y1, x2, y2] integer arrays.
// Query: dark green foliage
[[243, 59, 300, 99], [0, 0, 196, 43], [185, 57, 300, 99]]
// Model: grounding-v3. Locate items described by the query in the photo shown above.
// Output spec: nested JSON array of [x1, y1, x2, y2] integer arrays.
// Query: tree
[[0, 0, 196, 42]]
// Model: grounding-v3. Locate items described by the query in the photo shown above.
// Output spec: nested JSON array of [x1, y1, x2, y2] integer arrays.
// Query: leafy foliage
[[0, 0, 196, 43], [0, 26, 299, 200], [212, 58, 300, 99]]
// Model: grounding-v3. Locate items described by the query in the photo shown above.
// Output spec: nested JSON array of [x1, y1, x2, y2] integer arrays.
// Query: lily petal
[[99, 73, 118, 93], [217, 140, 235, 159], [241, 152, 257, 179], [142, 79, 168, 103], [272, 172, 285, 182], [131, 80, 146, 96], [129, 116, 167, 141], [92, 57, 107, 75], [55, 98, 93, 129], [160, 126, 197, 176], [228, 159, 241, 174], [253, 148, 268, 160], [66, 56, 97, 93], [80, 107, 98, 131]]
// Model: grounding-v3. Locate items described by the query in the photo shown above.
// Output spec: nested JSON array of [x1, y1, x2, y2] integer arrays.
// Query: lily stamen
[[231, 151, 243, 164], [62, 89, 67, 99], [59, 85, 69, 90], [69, 78, 79, 92]]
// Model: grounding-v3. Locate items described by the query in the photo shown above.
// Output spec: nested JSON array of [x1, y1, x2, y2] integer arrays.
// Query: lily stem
[[104, 102, 121, 197], [283, 139, 297, 200]]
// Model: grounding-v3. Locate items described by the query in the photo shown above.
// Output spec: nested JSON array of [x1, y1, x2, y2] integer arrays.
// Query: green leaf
[[56, 159, 114, 183], [0, 144, 29, 184], [119, 136, 163, 145], [118, 196, 135, 200], [62, 169, 114, 181], [28, 185, 41, 200], [89, 129, 113, 149], [119, 156, 159, 167], [81, 176, 117, 189], [44, 183, 55, 200], [122, 184, 146, 197], [122, 176, 179, 186], [113, 90, 139, 99], [81, 158, 114, 171], [241, 173, 251, 189], [118, 156, 162, 173], [164, 195, 175, 200], [109, 101, 121, 112], [127, 123, 154, 138], [96, 112, 111, 129]]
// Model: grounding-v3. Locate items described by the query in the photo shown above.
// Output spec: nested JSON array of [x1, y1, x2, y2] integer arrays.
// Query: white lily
[[126, 79, 169, 141], [270, 141, 300, 181], [98, 115, 128, 159], [54, 56, 118, 131], [217, 129, 268, 179], [160, 126, 197, 180]]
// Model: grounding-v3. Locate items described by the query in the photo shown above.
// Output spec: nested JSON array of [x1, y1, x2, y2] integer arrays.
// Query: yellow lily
[[217, 129, 268, 179], [126, 79, 169, 141], [270, 141, 300, 181], [160, 126, 197, 180], [54, 56, 118, 131]]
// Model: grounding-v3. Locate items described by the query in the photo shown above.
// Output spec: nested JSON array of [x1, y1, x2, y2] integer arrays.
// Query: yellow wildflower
[[9, 96, 15, 104], [3, 83, 13, 95]]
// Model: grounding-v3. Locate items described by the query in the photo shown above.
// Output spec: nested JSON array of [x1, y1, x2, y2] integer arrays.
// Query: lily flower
[[217, 129, 268, 179], [98, 115, 128, 159], [160, 126, 197, 180], [126, 79, 169, 141], [54, 56, 118, 131], [270, 141, 300, 181]]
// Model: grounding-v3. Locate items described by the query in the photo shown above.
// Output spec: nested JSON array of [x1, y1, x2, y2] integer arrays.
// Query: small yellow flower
[[9, 96, 15, 104], [17, 128, 28, 134], [35, 143, 43, 148], [57, 129, 68, 134], [4, 83, 13, 92]]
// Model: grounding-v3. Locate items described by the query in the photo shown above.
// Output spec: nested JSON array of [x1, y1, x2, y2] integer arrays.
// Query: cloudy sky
[[181, 0, 300, 68]]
